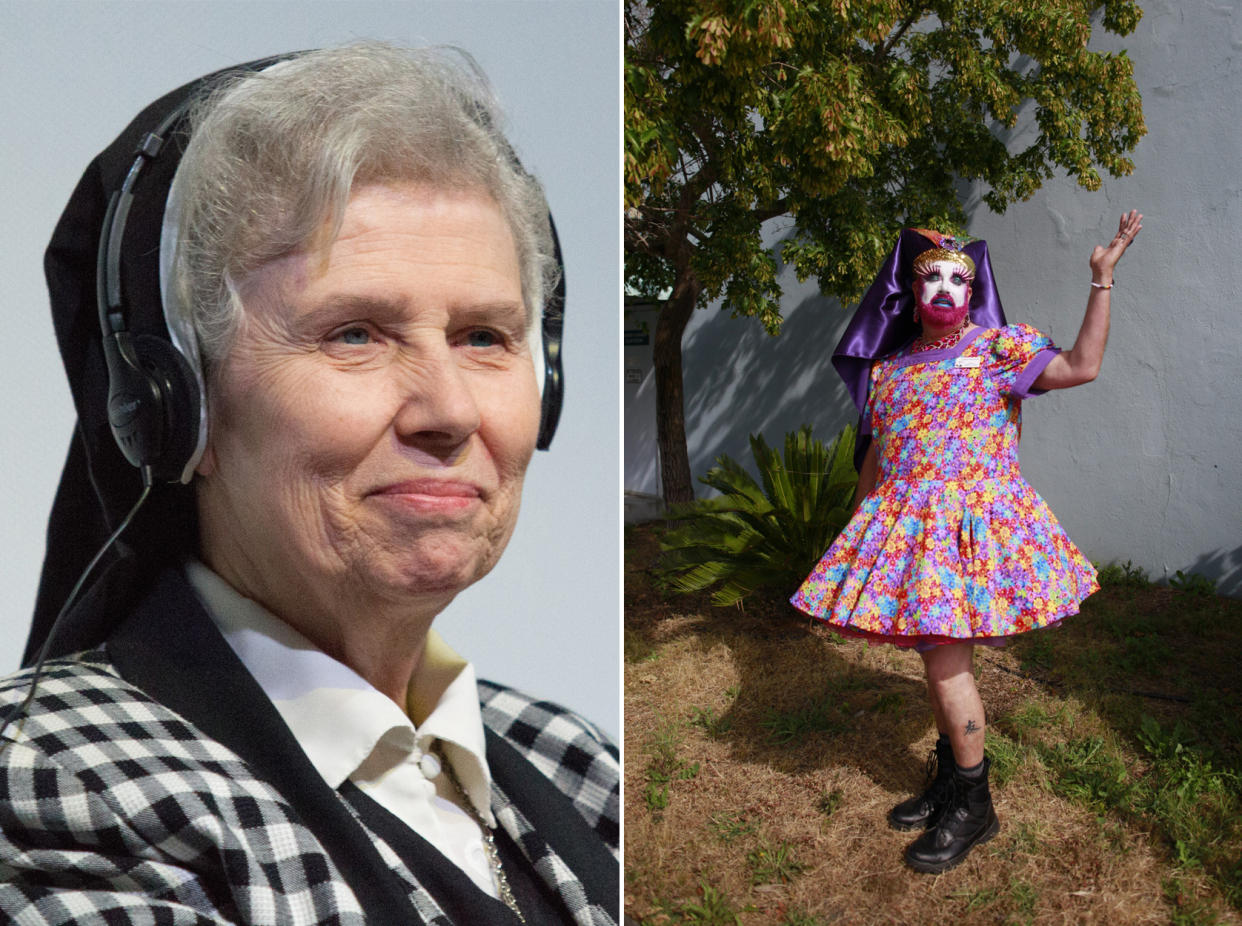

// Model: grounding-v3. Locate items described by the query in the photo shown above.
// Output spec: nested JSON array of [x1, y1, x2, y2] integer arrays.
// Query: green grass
[[747, 839, 806, 885], [991, 820, 1044, 862], [644, 782, 670, 812], [626, 522, 1242, 923], [950, 885, 1000, 913], [1006, 878, 1038, 923], [1015, 631, 1054, 673], [1137, 716, 1242, 892], [1164, 876, 1226, 926], [816, 789, 843, 818], [1117, 633, 1170, 674], [1003, 700, 1068, 736], [871, 691, 905, 714], [1024, 713, 1242, 902], [1093, 605, 1159, 641], [776, 911, 829, 926], [643, 717, 701, 814], [1040, 734, 1137, 813], [688, 705, 733, 736], [983, 729, 1028, 787], [709, 811, 759, 845], [643, 882, 746, 925], [626, 626, 661, 663], [761, 698, 852, 744], [997, 595, 1242, 909]]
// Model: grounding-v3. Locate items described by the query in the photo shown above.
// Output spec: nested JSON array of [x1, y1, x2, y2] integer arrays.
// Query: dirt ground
[[624, 524, 1242, 926]]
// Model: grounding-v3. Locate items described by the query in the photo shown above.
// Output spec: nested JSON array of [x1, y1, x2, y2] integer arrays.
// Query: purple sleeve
[[990, 324, 1060, 399]]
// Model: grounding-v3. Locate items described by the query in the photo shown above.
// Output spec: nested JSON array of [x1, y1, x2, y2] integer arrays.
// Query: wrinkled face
[[915, 258, 973, 328], [196, 183, 540, 616]]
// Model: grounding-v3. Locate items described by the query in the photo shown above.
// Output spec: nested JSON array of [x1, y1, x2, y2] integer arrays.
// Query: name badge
[[955, 356, 982, 369]]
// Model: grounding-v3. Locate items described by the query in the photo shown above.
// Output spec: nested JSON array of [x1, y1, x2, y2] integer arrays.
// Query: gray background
[[626, 0, 1242, 597], [0, 1, 620, 736]]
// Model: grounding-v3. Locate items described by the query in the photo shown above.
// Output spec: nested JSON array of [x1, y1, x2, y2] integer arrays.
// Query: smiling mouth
[[370, 480, 482, 514]]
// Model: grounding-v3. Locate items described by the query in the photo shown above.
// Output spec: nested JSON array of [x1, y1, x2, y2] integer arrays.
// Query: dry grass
[[624, 524, 1242, 926]]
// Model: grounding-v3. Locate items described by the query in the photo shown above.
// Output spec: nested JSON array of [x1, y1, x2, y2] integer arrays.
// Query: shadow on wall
[[680, 289, 858, 494], [626, 372, 659, 494], [1190, 544, 1242, 599]]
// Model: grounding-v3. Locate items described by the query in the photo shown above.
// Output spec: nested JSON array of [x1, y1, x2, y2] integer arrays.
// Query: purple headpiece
[[831, 228, 1007, 417]]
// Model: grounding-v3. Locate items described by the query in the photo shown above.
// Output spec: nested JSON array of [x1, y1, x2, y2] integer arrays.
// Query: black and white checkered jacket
[[0, 569, 619, 924]]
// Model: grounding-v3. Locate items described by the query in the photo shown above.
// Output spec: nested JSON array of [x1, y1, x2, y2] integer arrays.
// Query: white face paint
[[914, 258, 972, 329]]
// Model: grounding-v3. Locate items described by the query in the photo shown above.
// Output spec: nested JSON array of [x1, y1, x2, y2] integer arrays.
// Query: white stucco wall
[[624, 305, 662, 498], [631, 1, 1242, 595]]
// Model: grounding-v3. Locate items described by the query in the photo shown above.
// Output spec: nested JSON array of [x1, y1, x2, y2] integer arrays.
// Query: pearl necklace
[[912, 318, 970, 353]]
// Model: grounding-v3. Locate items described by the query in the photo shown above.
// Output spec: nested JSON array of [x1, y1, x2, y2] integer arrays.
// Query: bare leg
[[920, 643, 984, 767], [905, 643, 999, 873], [925, 675, 948, 738]]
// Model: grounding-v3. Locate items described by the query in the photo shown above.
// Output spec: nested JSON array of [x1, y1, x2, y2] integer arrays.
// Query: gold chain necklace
[[437, 747, 526, 923]]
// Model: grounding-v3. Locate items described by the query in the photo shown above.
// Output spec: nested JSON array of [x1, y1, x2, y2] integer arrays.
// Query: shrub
[[1169, 569, 1217, 596], [1096, 559, 1150, 588], [655, 424, 858, 606]]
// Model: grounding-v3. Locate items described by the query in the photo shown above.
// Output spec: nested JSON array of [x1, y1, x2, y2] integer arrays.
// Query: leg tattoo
[[964, 719, 980, 736]]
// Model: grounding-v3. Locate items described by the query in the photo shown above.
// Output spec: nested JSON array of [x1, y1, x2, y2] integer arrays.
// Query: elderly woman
[[792, 214, 1141, 873], [0, 44, 617, 924]]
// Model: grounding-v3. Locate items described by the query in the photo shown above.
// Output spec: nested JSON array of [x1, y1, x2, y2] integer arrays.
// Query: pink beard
[[916, 295, 969, 329]]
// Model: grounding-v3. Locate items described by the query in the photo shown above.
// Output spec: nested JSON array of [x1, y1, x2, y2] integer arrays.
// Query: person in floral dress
[[792, 211, 1142, 872]]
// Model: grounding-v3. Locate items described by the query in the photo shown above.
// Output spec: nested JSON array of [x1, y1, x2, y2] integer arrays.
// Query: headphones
[[96, 58, 566, 487]]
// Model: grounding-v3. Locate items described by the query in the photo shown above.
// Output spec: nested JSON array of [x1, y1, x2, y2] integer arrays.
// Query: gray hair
[[169, 41, 558, 365]]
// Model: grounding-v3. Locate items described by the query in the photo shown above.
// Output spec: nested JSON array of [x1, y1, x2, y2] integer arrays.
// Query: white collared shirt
[[184, 560, 499, 897]]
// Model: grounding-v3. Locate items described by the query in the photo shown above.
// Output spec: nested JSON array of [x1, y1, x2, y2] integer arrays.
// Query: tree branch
[[752, 198, 790, 223], [878, 13, 919, 60]]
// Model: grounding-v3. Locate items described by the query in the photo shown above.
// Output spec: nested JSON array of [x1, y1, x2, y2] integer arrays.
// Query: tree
[[625, 0, 1145, 505]]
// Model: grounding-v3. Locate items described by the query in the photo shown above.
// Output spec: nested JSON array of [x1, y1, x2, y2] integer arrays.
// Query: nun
[[0, 42, 617, 925]]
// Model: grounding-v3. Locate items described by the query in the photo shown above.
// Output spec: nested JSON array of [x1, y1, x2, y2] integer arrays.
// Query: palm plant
[[656, 424, 858, 607]]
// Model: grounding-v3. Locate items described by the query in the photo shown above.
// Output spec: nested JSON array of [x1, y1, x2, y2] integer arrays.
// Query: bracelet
[[1090, 280, 1114, 290]]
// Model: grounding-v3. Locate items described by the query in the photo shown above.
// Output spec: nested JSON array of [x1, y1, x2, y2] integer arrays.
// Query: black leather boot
[[904, 757, 1000, 873], [888, 735, 955, 831]]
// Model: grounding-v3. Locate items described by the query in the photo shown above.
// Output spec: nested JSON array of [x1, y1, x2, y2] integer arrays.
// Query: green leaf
[[653, 423, 859, 607]]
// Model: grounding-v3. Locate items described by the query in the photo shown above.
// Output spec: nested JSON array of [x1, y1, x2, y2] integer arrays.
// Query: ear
[[195, 395, 217, 477], [196, 440, 217, 477]]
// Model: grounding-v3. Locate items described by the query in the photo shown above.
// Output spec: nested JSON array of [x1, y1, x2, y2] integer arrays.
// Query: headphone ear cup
[[535, 213, 565, 451], [131, 334, 202, 481], [536, 309, 563, 451]]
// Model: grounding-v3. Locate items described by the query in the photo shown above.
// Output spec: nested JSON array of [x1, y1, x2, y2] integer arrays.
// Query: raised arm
[[1034, 210, 1143, 391]]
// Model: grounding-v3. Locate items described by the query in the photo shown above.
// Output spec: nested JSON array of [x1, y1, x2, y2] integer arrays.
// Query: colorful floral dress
[[791, 324, 1098, 648]]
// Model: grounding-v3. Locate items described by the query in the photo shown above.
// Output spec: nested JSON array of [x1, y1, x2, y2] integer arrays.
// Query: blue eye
[[466, 329, 501, 348], [338, 327, 371, 345], [951, 274, 965, 285]]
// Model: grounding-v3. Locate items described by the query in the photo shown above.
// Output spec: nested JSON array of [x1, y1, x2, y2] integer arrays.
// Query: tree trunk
[[653, 279, 700, 506]]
